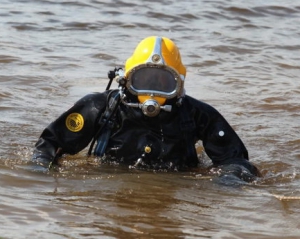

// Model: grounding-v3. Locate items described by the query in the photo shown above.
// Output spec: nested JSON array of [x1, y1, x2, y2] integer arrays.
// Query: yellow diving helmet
[[125, 36, 186, 108]]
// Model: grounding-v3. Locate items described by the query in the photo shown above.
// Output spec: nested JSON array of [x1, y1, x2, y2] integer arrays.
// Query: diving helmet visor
[[126, 64, 183, 99]]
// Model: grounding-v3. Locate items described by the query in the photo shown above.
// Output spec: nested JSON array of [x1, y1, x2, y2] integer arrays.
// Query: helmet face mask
[[126, 64, 183, 100]]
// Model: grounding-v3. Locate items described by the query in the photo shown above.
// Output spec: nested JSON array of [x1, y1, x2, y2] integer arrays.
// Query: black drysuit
[[32, 90, 260, 180]]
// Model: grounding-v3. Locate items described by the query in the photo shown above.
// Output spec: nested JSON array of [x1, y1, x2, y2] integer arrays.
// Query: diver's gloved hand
[[212, 164, 258, 185], [210, 159, 260, 185], [31, 150, 55, 171], [31, 138, 60, 171], [26, 161, 51, 173]]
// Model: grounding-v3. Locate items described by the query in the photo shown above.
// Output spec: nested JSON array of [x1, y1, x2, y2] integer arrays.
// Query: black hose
[[87, 90, 121, 155]]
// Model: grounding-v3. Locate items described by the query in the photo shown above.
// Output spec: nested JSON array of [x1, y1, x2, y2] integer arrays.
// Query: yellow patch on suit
[[65, 113, 84, 132]]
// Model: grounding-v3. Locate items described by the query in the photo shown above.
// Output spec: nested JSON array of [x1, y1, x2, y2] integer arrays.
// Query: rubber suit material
[[32, 91, 260, 177]]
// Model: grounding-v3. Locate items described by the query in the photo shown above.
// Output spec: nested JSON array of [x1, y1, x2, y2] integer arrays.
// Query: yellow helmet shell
[[125, 36, 186, 80]]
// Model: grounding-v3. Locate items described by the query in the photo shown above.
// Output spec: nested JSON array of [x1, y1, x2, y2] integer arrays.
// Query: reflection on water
[[1, 0, 300, 238]]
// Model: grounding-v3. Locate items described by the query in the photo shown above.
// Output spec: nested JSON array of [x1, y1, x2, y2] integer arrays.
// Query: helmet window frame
[[126, 64, 183, 99]]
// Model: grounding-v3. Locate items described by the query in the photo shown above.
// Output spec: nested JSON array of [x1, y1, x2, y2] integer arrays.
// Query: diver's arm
[[203, 116, 260, 181], [197, 106, 260, 182], [31, 92, 107, 169]]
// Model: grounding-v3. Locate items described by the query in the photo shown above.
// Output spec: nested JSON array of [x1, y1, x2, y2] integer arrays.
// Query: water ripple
[[1, 0, 300, 238]]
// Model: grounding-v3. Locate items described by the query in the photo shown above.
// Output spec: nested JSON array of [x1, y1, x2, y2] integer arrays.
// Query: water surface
[[1, 0, 300, 238]]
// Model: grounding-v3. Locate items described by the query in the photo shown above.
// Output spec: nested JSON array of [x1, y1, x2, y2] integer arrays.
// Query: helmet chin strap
[[118, 87, 172, 117]]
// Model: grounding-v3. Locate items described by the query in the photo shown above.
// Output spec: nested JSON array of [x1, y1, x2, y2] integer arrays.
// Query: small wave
[[9, 21, 42, 31], [62, 22, 99, 30], [211, 45, 259, 54], [189, 60, 220, 68], [36, 11, 55, 16], [146, 11, 184, 22], [276, 62, 300, 70], [92, 53, 117, 60], [223, 6, 265, 17], [44, 0, 93, 8], [0, 55, 21, 63], [253, 5, 300, 17]]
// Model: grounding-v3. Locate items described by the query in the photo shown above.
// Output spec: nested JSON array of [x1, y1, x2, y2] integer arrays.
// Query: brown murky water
[[1, 0, 300, 238]]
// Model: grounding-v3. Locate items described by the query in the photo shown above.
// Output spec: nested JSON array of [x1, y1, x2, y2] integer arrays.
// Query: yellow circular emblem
[[65, 113, 84, 132]]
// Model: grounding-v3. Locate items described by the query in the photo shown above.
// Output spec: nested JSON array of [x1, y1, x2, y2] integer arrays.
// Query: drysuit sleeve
[[32, 93, 107, 169], [196, 103, 260, 182]]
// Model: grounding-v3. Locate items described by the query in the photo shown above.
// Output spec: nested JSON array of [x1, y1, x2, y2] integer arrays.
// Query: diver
[[32, 36, 260, 182]]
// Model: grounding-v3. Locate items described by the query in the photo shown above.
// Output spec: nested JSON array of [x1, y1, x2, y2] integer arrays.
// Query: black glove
[[210, 158, 260, 185]]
